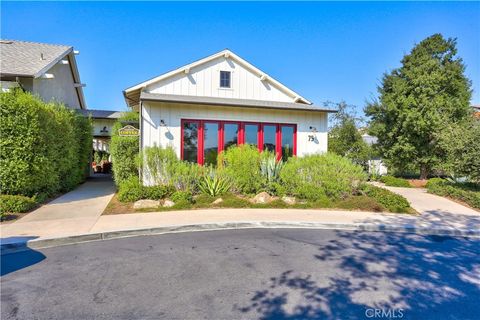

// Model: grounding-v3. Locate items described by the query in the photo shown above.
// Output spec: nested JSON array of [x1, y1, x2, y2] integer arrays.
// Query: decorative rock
[[133, 199, 160, 210], [282, 196, 296, 205], [162, 199, 175, 208], [252, 192, 273, 204], [212, 198, 223, 205]]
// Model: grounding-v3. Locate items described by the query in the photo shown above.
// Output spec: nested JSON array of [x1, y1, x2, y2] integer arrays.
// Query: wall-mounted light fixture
[[309, 126, 318, 133], [160, 119, 166, 127], [100, 126, 108, 133]]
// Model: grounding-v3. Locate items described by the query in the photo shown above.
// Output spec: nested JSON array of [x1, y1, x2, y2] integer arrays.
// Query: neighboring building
[[361, 132, 388, 176], [0, 39, 86, 109], [473, 105, 480, 119], [78, 109, 124, 152], [124, 49, 336, 183]]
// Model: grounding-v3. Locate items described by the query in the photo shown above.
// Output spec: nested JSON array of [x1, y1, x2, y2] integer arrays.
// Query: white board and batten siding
[[146, 56, 296, 102]]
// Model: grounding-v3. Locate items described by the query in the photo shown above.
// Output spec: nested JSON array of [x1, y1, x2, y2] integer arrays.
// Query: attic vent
[[40, 53, 46, 60], [0, 40, 13, 44]]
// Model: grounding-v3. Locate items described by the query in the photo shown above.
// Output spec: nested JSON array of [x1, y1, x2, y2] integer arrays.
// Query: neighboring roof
[[1, 39, 71, 78], [0, 39, 86, 109], [140, 92, 337, 113], [78, 109, 124, 119], [124, 49, 312, 108]]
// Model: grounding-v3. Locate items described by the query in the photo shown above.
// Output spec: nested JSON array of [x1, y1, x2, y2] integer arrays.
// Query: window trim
[[181, 118, 297, 165]]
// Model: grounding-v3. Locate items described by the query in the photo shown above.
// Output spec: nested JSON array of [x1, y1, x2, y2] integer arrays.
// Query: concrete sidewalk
[[2, 181, 479, 250], [1, 175, 115, 244]]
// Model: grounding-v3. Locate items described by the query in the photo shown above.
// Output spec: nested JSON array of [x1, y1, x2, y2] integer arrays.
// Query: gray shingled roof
[[77, 109, 124, 119], [140, 92, 337, 113], [0, 39, 72, 77]]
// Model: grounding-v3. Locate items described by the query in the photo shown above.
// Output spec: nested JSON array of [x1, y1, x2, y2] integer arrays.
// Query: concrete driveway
[[0, 175, 115, 243], [2, 229, 479, 319]]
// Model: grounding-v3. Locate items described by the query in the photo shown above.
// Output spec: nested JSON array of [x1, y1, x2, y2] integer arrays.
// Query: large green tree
[[365, 34, 472, 179]]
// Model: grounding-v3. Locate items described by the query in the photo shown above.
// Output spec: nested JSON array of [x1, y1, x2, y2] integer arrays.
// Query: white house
[[123, 49, 336, 175], [0, 39, 86, 109]]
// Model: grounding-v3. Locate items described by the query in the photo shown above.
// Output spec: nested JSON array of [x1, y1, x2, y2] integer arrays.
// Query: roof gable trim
[[124, 49, 311, 105]]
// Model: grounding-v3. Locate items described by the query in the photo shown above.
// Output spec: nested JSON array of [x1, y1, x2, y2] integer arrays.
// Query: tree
[[328, 101, 371, 169], [365, 34, 472, 179], [435, 118, 480, 182]]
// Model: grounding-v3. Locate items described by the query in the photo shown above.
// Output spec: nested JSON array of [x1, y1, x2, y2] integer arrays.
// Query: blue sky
[[2, 2, 479, 113]]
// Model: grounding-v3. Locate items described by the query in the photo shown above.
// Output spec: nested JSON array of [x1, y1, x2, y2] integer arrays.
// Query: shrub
[[117, 176, 173, 202], [117, 176, 143, 202], [170, 161, 203, 193], [198, 171, 231, 197], [361, 185, 411, 213], [220, 145, 264, 194], [260, 152, 284, 183], [171, 191, 193, 203], [0, 194, 37, 216], [380, 176, 411, 188], [143, 185, 174, 200], [110, 111, 139, 186], [426, 179, 480, 209], [279, 153, 367, 200], [0, 89, 92, 197], [141, 146, 203, 193]]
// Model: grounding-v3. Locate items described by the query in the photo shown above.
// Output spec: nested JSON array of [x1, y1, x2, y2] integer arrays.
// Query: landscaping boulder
[[162, 199, 175, 208], [252, 192, 273, 204], [133, 199, 160, 210], [281, 196, 296, 205], [212, 198, 223, 205]]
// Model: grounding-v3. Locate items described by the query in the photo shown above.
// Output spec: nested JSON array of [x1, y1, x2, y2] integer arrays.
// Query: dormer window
[[220, 71, 231, 88]]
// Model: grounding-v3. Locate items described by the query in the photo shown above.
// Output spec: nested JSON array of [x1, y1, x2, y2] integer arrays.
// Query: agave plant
[[260, 153, 284, 183], [198, 171, 231, 197]]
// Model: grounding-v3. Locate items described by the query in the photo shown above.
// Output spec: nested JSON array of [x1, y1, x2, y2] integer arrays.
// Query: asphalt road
[[1, 229, 479, 320]]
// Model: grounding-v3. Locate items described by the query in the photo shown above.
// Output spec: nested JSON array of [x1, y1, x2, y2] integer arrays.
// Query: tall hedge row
[[0, 89, 92, 197], [109, 111, 139, 186]]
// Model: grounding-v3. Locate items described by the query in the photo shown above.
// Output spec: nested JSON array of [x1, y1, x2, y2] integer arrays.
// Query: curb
[[2, 221, 479, 255]]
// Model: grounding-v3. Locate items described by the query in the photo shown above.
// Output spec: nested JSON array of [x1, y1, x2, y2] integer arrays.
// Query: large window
[[182, 121, 199, 163], [203, 122, 219, 166], [181, 119, 296, 165], [244, 124, 259, 147]]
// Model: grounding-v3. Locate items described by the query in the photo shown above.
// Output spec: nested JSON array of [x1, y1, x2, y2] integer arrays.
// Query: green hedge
[[110, 111, 139, 186], [380, 176, 411, 188], [361, 185, 412, 213], [0, 194, 37, 217], [426, 178, 480, 209], [0, 89, 92, 198]]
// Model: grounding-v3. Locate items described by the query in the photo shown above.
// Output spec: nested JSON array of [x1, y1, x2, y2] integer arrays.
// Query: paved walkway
[[1, 175, 116, 244], [1, 180, 479, 248], [371, 182, 479, 230]]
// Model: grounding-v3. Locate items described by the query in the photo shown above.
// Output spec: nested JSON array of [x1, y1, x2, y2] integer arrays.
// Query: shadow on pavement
[[236, 231, 480, 320], [1, 237, 46, 277]]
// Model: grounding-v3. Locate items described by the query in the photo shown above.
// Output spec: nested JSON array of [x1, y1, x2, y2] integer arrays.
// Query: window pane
[[281, 126, 294, 161], [204, 122, 219, 166], [224, 123, 239, 151], [183, 122, 198, 163], [263, 125, 276, 153], [244, 124, 258, 146]]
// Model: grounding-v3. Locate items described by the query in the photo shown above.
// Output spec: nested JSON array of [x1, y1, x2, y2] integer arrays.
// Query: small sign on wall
[[118, 125, 139, 137]]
